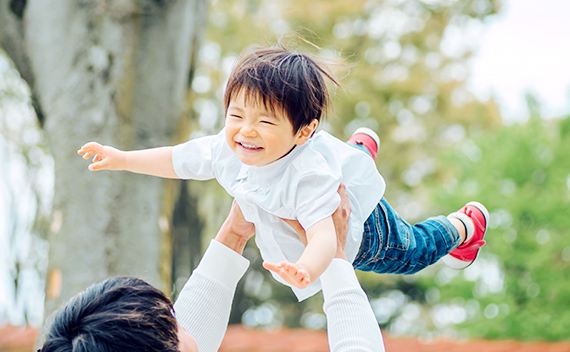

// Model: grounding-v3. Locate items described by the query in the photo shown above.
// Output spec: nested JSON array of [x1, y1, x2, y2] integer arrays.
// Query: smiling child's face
[[225, 90, 316, 166]]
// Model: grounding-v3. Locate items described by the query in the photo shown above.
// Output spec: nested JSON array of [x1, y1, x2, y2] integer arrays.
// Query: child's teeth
[[241, 142, 259, 149]]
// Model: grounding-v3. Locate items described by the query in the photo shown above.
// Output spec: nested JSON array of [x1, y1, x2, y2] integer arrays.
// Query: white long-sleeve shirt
[[173, 129, 385, 300], [173, 240, 385, 352]]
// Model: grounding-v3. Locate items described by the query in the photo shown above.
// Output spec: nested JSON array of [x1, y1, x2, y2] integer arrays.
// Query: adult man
[[39, 185, 385, 351]]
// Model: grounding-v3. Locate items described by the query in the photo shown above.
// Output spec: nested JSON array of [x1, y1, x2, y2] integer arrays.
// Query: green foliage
[[428, 115, 570, 340]]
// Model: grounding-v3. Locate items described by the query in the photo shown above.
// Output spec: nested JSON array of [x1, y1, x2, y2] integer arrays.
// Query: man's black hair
[[40, 276, 179, 352]]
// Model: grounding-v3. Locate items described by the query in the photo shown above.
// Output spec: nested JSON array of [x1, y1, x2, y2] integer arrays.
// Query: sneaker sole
[[442, 201, 489, 270], [352, 127, 380, 153]]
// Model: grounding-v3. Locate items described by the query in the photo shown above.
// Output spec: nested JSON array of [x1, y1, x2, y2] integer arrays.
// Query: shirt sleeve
[[321, 259, 385, 352], [172, 133, 221, 180], [293, 170, 341, 230], [173, 240, 250, 352]]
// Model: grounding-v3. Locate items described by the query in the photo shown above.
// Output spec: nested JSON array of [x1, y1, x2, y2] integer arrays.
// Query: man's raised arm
[[173, 201, 253, 352], [282, 184, 385, 351]]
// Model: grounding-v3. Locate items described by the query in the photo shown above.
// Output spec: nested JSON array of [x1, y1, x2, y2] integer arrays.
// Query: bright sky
[[468, 0, 570, 123]]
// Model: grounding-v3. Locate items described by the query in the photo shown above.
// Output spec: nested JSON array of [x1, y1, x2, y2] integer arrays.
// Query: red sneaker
[[442, 201, 489, 269], [348, 127, 380, 161]]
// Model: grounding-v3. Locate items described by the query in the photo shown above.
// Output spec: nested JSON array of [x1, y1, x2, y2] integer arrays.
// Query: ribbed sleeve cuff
[[320, 258, 361, 301], [194, 240, 250, 288]]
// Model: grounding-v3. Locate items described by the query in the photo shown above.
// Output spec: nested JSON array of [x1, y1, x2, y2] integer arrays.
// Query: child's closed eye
[[260, 120, 276, 125]]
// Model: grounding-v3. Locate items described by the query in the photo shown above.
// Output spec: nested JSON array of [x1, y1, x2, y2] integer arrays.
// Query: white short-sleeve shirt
[[173, 129, 385, 300]]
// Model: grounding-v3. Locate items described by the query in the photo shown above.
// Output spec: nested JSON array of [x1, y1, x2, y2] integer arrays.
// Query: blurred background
[[1, 0, 569, 348]]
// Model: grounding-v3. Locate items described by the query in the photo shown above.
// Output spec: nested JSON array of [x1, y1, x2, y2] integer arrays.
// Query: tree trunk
[[171, 181, 203, 299], [0, 0, 208, 326]]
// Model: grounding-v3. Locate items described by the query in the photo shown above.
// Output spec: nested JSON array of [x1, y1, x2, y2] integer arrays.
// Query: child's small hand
[[78, 142, 125, 171], [263, 261, 311, 289]]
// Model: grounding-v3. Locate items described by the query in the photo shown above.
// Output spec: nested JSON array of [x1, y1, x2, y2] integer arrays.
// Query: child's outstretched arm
[[264, 183, 349, 289], [78, 142, 179, 179], [263, 216, 337, 289]]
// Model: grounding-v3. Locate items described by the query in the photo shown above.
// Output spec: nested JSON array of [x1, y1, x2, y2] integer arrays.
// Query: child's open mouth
[[237, 141, 263, 150]]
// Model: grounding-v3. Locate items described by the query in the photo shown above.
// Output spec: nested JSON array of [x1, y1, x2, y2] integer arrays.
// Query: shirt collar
[[234, 142, 309, 184]]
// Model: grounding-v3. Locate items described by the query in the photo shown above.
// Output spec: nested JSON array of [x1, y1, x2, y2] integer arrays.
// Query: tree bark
[[0, 0, 208, 326], [171, 181, 203, 299]]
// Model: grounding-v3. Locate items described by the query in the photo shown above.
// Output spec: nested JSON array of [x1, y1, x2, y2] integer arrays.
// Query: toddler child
[[78, 45, 489, 301]]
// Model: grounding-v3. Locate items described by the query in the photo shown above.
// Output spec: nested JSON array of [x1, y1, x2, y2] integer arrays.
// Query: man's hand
[[281, 183, 351, 260], [215, 200, 255, 255], [331, 183, 350, 260], [78, 142, 126, 171]]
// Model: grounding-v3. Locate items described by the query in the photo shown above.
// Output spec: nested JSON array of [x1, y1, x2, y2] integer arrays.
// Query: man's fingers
[[231, 200, 245, 218], [337, 182, 350, 211], [282, 219, 304, 233], [337, 182, 346, 194], [280, 219, 307, 245]]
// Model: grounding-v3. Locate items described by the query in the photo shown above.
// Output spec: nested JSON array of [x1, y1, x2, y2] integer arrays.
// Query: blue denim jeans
[[352, 197, 461, 275]]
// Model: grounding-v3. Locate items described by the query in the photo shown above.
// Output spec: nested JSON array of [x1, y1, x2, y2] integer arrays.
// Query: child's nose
[[240, 123, 257, 137]]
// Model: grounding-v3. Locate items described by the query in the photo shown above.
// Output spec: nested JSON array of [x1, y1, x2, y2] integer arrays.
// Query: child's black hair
[[224, 45, 340, 134]]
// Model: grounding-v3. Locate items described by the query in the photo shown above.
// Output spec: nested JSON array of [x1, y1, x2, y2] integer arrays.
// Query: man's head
[[39, 276, 197, 352], [223, 45, 340, 166]]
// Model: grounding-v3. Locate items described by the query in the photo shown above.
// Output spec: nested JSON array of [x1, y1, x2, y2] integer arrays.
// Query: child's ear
[[295, 119, 319, 146]]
